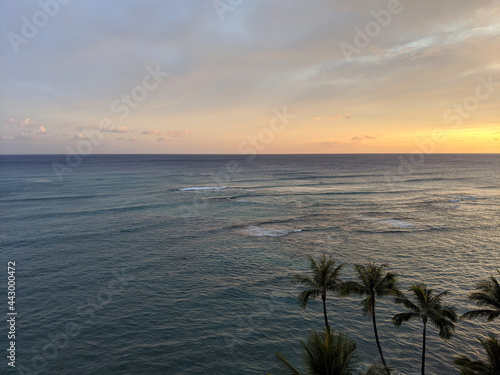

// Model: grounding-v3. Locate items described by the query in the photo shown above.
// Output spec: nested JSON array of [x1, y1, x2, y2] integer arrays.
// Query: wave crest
[[239, 226, 302, 237]]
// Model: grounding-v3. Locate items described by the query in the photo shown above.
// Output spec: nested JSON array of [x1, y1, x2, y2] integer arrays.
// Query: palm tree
[[454, 334, 500, 374], [345, 262, 400, 375], [270, 326, 358, 375], [392, 283, 457, 375], [292, 254, 344, 328], [461, 269, 500, 322]]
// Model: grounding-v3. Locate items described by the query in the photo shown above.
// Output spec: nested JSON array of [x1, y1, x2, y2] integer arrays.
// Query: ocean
[[0, 154, 499, 375]]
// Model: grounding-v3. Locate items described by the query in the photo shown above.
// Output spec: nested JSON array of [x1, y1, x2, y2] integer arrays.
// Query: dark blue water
[[0, 154, 499, 374]]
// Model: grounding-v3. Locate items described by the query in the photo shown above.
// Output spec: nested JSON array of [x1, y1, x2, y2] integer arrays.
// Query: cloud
[[1, 118, 47, 142], [70, 127, 190, 143], [141, 129, 190, 143], [116, 136, 139, 142], [351, 135, 377, 141], [1, 1, 499, 153], [14, 128, 48, 140], [0, 124, 48, 141], [21, 118, 38, 126], [140, 130, 164, 135], [101, 126, 134, 133], [3, 118, 38, 127], [2, 118, 18, 125], [139, 129, 190, 142], [141, 129, 190, 136]]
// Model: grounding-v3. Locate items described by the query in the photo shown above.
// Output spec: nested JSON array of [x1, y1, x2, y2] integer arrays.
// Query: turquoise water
[[0, 154, 499, 374]]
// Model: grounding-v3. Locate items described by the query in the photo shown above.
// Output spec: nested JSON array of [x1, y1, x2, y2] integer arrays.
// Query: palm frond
[[469, 290, 500, 309], [394, 293, 420, 314], [392, 312, 421, 326], [360, 295, 373, 316], [298, 288, 321, 308], [454, 334, 500, 374], [409, 283, 431, 306], [430, 315, 456, 340], [362, 361, 391, 375], [304, 328, 358, 375], [462, 270, 500, 322], [483, 334, 500, 373], [340, 281, 358, 297], [375, 272, 399, 298], [454, 355, 490, 374], [292, 273, 315, 287], [432, 289, 449, 302], [439, 305, 458, 322], [274, 351, 304, 375], [461, 309, 500, 321]]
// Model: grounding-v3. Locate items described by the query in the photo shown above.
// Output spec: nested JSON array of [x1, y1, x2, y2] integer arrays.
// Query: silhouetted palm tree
[[345, 262, 400, 374], [270, 326, 358, 375], [454, 334, 500, 374], [292, 254, 344, 328], [461, 269, 500, 322], [392, 283, 457, 375]]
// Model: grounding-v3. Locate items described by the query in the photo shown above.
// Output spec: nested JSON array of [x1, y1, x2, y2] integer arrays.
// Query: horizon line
[[1, 152, 499, 156]]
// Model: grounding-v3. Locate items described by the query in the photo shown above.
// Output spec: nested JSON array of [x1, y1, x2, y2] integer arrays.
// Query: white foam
[[358, 216, 416, 229], [179, 187, 227, 191], [241, 226, 301, 237], [358, 216, 378, 222], [381, 219, 416, 229], [452, 196, 477, 200]]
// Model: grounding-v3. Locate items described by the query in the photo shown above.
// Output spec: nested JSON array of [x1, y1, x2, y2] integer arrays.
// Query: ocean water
[[0, 154, 499, 375]]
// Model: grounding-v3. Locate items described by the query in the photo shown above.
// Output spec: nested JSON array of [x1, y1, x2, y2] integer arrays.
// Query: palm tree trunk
[[372, 305, 390, 374], [421, 320, 427, 375], [322, 292, 329, 328]]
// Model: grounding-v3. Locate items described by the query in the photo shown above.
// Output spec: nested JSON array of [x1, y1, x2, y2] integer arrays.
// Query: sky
[[0, 0, 499, 154]]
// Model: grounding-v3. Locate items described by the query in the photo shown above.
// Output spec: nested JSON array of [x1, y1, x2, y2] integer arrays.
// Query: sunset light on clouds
[[0, 0, 499, 154]]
